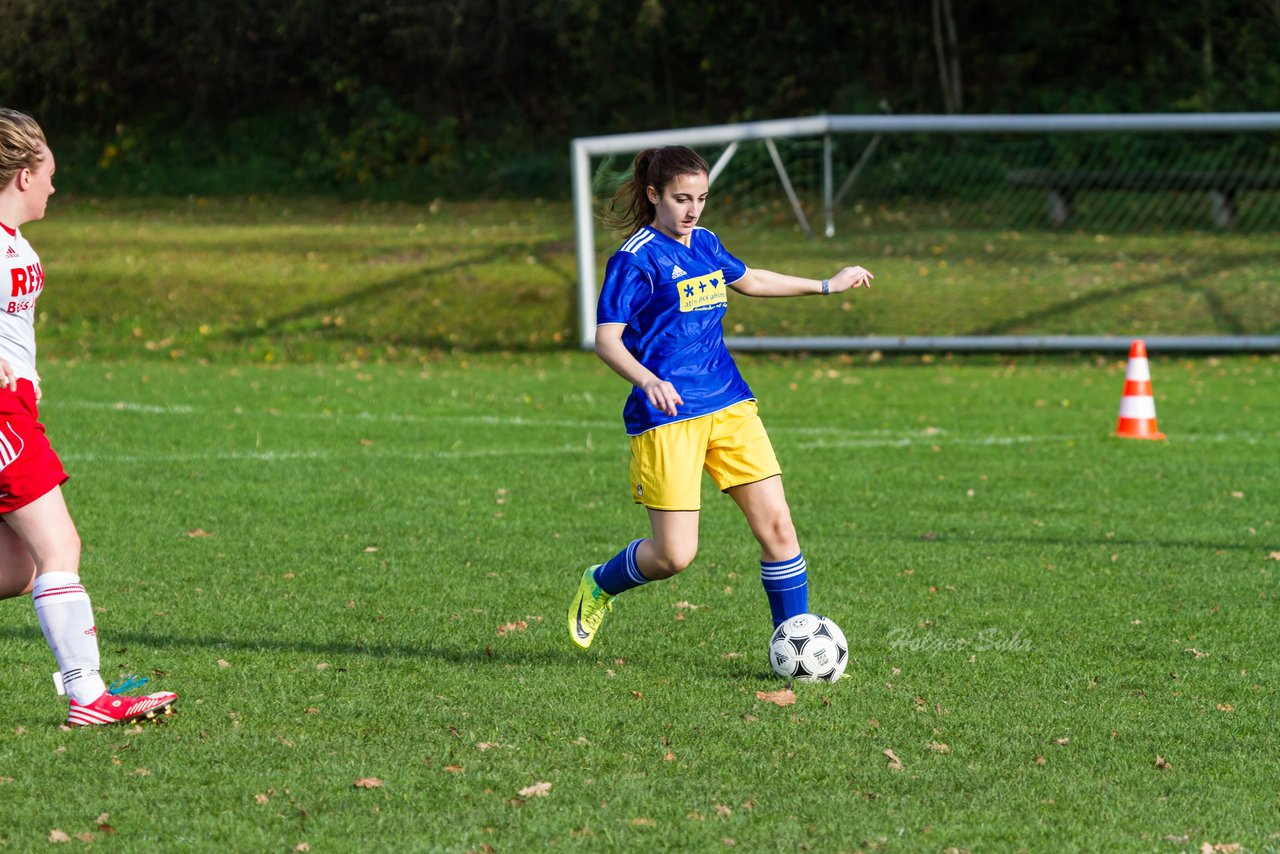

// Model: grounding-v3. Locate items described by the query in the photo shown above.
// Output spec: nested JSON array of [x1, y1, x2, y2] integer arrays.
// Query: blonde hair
[[0, 109, 47, 188]]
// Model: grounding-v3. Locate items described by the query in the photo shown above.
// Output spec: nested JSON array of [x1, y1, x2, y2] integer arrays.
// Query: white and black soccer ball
[[769, 613, 849, 682]]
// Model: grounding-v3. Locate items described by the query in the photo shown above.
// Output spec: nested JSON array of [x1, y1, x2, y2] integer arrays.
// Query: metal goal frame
[[571, 113, 1280, 353]]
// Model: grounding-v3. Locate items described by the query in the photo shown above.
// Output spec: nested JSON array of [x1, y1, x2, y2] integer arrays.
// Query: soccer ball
[[769, 613, 849, 682]]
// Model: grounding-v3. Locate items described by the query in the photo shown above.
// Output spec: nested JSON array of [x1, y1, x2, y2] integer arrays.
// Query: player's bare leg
[[727, 475, 799, 561], [0, 520, 36, 600], [728, 476, 808, 627], [636, 509, 700, 579]]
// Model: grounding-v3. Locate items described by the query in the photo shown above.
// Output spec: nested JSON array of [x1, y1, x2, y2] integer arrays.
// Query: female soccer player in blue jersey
[[568, 145, 873, 650]]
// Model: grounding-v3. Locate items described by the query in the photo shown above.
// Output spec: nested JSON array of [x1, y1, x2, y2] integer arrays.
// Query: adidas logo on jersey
[[671, 265, 687, 279], [4, 246, 16, 259]]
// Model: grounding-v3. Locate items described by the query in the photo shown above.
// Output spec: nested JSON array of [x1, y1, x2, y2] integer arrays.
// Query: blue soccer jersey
[[597, 225, 753, 435]]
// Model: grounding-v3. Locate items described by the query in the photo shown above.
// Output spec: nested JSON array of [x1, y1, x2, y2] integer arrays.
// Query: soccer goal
[[571, 113, 1280, 353]]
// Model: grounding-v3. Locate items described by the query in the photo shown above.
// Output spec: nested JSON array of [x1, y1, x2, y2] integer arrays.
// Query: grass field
[[0, 351, 1276, 851], [25, 196, 1279, 365], [0, 199, 1276, 851]]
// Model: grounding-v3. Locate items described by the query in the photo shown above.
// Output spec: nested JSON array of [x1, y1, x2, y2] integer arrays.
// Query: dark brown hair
[[604, 145, 709, 235]]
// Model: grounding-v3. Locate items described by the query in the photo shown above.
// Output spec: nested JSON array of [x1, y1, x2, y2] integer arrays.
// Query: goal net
[[571, 114, 1280, 352]]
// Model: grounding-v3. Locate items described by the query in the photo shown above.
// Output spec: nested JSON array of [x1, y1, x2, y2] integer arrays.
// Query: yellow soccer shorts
[[628, 399, 782, 511]]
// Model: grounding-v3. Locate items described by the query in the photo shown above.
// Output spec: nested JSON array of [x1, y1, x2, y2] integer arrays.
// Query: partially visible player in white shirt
[[0, 108, 177, 726]]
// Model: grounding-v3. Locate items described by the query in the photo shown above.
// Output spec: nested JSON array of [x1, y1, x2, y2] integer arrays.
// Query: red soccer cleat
[[67, 690, 178, 727]]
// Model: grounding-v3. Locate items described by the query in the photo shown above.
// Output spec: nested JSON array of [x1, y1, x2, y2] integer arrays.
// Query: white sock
[[32, 572, 107, 704]]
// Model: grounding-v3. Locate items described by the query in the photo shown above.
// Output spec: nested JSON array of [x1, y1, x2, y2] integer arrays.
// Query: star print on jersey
[[676, 270, 727, 312]]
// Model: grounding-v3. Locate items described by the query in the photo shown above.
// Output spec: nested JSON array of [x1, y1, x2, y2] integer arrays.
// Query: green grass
[[0, 198, 1276, 850], [0, 351, 1276, 851], [22, 197, 1280, 368]]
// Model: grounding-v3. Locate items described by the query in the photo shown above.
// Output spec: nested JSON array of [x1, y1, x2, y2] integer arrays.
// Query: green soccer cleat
[[568, 565, 614, 650]]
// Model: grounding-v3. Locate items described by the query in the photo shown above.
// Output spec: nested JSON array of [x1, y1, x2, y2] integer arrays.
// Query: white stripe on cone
[[1118, 396, 1157, 419], [1125, 357, 1151, 381]]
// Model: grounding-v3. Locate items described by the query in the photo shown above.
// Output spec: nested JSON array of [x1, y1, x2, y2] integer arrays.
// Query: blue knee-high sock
[[761, 553, 808, 627], [593, 539, 650, 596]]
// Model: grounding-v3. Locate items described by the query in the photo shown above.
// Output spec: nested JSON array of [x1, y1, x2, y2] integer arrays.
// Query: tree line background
[[3, 0, 1280, 198]]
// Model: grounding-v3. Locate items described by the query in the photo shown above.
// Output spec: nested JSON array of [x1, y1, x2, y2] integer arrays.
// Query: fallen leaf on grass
[[1202, 844, 1242, 853], [755, 689, 796, 707], [518, 781, 552, 797], [294, 844, 311, 852], [929, 741, 951, 753], [255, 793, 269, 804], [1155, 755, 1172, 771], [497, 621, 528, 636], [443, 765, 464, 773], [1267, 551, 1280, 561], [1216, 704, 1234, 712], [184, 529, 215, 538], [217, 659, 232, 668], [714, 803, 731, 818], [1035, 756, 1046, 766], [1185, 648, 1209, 659], [631, 818, 654, 826], [48, 829, 70, 843], [672, 601, 704, 611], [1052, 737, 1070, 746], [883, 748, 904, 770], [353, 777, 384, 788]]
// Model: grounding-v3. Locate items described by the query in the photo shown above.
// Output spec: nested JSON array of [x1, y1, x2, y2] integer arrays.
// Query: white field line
[[61, 445, 600, 464], [48, 400, 1276, 466], [54, 400, 614, 431]]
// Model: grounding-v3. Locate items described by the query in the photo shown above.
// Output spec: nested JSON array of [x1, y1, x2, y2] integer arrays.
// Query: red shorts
[[0, 379, 68, 513]]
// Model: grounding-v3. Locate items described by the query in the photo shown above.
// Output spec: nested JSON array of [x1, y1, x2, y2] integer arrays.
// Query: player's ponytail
[[604, 145, 709, 236], [0, 109, 46, 189]]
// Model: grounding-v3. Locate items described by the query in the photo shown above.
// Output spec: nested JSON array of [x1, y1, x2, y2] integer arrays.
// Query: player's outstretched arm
[[730, 265, 873, 298], [595, 323, 683, 417]]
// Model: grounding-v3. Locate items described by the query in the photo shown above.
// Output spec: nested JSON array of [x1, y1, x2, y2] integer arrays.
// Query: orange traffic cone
[[1115, 339, 1165, 440]]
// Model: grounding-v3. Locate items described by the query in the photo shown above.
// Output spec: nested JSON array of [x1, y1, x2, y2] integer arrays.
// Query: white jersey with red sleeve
[[0, 223, 43, 383]]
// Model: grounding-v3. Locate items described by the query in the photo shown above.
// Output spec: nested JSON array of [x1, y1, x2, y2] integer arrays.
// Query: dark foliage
[[2, 0, 1278, 196]]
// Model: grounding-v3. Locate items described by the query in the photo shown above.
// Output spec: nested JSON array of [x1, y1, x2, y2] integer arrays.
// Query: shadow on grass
[[967, 256, 1249, 336], [222, 238, 577, 353], [0, 626, 574, 667]]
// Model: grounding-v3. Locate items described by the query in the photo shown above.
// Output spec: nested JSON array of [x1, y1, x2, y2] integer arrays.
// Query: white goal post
[[571, 113, 1280, 353]]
